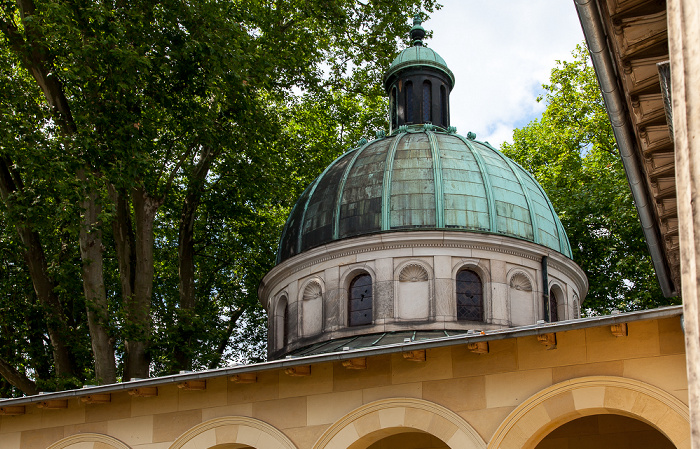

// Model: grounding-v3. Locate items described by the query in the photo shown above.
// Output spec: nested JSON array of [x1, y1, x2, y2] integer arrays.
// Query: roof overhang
[[0, 305, 683, 407], [574, 0, 678, 297]]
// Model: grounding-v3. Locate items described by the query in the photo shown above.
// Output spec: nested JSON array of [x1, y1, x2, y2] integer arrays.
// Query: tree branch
[[0, 355, 38, 396], [208, 307, 245, 369]]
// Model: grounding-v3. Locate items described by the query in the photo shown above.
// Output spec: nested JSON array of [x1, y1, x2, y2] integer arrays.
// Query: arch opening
[[350, 429, 449, 449], [535, 414, 675, 449]]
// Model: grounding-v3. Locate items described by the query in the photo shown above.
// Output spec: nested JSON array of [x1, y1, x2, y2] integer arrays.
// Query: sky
[[424, 1, 586, 147]]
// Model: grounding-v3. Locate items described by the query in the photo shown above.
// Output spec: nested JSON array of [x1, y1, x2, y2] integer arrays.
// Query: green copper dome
[[384, 45, 455, 88], [383, 15, 455, 89], [276, 126, 572, 263]]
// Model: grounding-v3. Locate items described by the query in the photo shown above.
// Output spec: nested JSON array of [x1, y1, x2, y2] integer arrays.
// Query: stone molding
[[48, 433, 131, 449], [488, 376, 690, 449], [169, 416, 297, 449], [260, 231, 588, 307], [312, 397, 486, 449]]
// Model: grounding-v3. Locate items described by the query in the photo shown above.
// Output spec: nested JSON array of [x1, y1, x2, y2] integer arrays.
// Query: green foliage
[[0, 0, 438, 395], [502, 45, 679, 314]]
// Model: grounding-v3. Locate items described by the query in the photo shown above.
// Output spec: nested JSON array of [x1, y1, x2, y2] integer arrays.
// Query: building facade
[[0, 14, 693, 449]]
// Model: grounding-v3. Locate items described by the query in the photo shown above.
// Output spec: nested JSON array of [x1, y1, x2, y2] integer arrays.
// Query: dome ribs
[[452, 134, 498, 231], [426, 130, 445, 228], [381, 132, 406, 230], [276, 130, 574, 263], [333, 139, 376, 240]]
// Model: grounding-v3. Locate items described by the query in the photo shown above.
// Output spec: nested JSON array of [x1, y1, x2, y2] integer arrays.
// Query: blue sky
[[424, 1, 585, 147]]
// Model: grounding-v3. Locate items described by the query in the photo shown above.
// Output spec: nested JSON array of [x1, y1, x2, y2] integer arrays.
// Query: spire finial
[[410, 14, 425, 46]]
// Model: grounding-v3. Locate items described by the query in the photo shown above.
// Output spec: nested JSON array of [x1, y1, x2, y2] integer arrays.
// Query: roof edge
[[0, 305, 682, 406]]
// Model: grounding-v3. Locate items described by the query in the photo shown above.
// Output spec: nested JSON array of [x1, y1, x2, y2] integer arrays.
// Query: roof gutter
[[0, 305, 683, 407], [574, 0, 676, 297]]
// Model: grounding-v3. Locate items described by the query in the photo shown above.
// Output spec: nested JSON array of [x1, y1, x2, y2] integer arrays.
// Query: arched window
[[390, 87, 398, 131], [456, 269, 483, 321], [348, 273, 372, 326], [405, 82, 414, 123], [274, 295, 289, 349], [548, 288, 559, 322], [422, 81, 432, 123], [440, 85, 447, 127]]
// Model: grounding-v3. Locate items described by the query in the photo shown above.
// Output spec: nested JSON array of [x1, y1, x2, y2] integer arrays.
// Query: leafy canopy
[[502, 45, 679, 314]]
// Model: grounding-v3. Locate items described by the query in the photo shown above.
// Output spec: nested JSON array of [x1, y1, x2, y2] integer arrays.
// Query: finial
[[410, 14, 425, 46]]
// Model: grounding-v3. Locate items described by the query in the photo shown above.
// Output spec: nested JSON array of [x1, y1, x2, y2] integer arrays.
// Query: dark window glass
[[440, 85, 447, 127], [406, 82, 414, 123], [349, 274, 372, 326], [549, 289, 559, 322], [391, 87, 398, 130], [423, 81, 432, 123], [456, 270, 483, 321]]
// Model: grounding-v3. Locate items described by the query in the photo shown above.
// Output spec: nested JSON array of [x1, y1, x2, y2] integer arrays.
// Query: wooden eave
[[579, 0, 679, 294]]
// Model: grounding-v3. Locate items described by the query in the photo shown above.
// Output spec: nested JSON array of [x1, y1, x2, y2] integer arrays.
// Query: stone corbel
[[537, 333, 557, 350], [128, 387, 158, 397], [403, 350, 426, 362], [36, 400, 67, 409], [467, 341, 489, 354], [0, 406, 25, 415], [284, 366, 311, 377], [611, 323, 628, 337], [230, 373, 258, 383], [81, 394, 111, 404], [178, 380, 206, 390], [341, 357, 367, 370]]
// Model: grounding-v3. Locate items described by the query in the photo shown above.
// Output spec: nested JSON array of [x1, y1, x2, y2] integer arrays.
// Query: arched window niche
[[440, 85, 447, 127], [405, 81, 414, 123], [547, 284, 566, 322], [456, 269, 484, 321], [274, 295, 289, 349], [422, 80, 432, 123], [390, 87, 398, 131], [396, 262, 430, 320], [348, 273, 373, 326], [508, 271, 535, 326], [301, 280, 323, 336]]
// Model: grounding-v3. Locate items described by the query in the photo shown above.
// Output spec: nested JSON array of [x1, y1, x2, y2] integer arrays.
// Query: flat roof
[[0, 305, 683, 407]]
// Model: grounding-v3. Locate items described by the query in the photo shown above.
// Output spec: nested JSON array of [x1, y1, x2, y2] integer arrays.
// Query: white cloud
[[426, 0, 585, 147]]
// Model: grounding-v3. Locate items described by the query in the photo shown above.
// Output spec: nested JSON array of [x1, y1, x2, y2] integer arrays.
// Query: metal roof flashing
[[0, 305, 682, 407]]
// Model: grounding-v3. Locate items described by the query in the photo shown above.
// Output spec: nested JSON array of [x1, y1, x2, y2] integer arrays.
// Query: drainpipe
[[574, 0, 676, 297], [542, 256, 550, 322]]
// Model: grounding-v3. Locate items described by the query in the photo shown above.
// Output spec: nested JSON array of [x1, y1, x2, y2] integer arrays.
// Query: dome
[[277, 126, 572, 263], [384, 45, 455, 88]]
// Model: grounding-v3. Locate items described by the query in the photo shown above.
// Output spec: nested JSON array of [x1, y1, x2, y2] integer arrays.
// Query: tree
[[0, 0, 439, 396], [501, 45, 679, 314]]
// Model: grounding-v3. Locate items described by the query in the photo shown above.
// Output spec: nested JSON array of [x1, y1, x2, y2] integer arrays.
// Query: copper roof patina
[[276, 125, 572, 263], [276, 16, 571, 263], [383, 15, 455, 88]]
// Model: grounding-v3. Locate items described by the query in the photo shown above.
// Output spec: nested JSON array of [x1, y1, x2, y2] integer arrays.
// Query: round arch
[[169, 416, 297, 449], [312, 398, 486, 449], [48, 433, 131, 449], [452, 258, 490, 323], [488, 376, 690, 449]]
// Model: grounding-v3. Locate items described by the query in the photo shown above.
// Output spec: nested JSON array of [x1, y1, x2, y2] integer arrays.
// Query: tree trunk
[[174, 152, 215, 371], [120, 186, 163, 380], [0, 158, 76, 377], [78, 173, 117, 384]]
